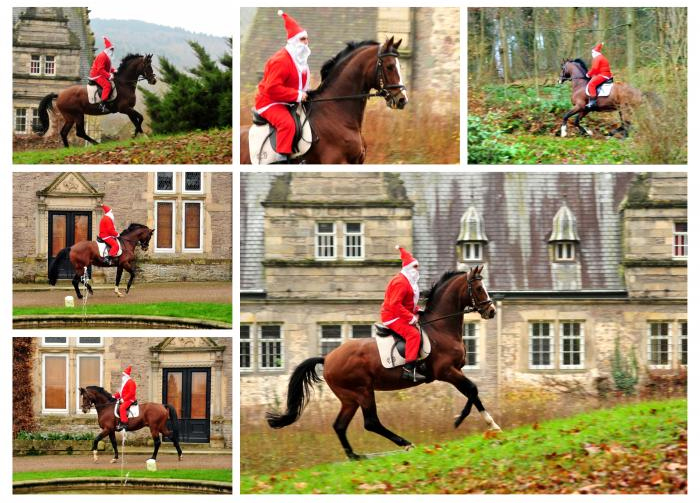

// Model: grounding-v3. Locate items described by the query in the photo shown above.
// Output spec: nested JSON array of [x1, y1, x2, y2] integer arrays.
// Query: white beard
[[401, 267, 420, 307], [286, 41, 310, 70], [106, 210, 114, 222], [120, 374, 130, 393]]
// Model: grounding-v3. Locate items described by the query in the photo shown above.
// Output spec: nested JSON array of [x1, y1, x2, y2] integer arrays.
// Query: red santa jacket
[[255, 48, 309, 112], [381, 273, 418, 324], [90, 51, 115, 80], [114, 378, 136, 402], [99, 215, 119, 239], [588, 54, 612, 79]]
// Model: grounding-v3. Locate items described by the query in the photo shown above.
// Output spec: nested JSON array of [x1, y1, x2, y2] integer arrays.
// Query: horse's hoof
[[115, 291, 123, 298], [178, 455, 183, 461], [404, 444, 415, 452], [110, 458, 118, 464]]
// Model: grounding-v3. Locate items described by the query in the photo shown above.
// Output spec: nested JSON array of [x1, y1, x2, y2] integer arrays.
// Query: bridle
[[307, 44, 406, 104], [81, 393, 114, 413], [419, 273, 494, 326], [559, 61, 589, 83]]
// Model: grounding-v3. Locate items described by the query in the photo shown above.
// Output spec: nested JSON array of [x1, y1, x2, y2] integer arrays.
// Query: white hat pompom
[[395, 245, 400, 250], [277, 10, 284, 16]]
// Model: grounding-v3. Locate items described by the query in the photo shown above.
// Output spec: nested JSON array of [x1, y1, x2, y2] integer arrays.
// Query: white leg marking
[[114, 286, 123, 297], [480, 410, 502, 431], [585, 128, 593, 136], [561, 125, 568, 137], [93, 450, 98, 462]]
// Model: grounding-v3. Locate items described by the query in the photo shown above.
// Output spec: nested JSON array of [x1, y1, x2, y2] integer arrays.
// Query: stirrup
[[402, 366, 426, 383]]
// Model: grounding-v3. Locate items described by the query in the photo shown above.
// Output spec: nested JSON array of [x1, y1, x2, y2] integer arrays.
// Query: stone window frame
[[647, 321, 672, 369], [75, 353, 103, 415], [559, 321, 585, 370], [42, 353, 69, 414], [30, 54, 41, 75], [14, 108, 27, 134], [154, 172, 176, 194], [182, 200, 204, 253], [44, 55, 56, 75], [315, 222, 336, 261], [182, 171, 204, 195], [673, 221, 687, 260], [240, 324, 252, 372], [76, 336, 103, 347], [528, 321, 555, 370], [154, 200, 176, 253], [343, 222, 364, 261], [258, 324, 285, 371], [461, 242, 482, 261], [680, 321, 687, 367], [462, 322, 480, 370], [42, 336, 69, 347], [554, 242, 576, 261], [318, 324, 343, 356]]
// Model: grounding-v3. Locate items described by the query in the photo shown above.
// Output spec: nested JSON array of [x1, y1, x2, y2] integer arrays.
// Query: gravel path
[[14, 453, 232, 472]]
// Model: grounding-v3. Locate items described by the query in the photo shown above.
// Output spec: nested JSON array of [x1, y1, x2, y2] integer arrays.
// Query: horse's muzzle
[[148, 77, 157, 85], [481, 304, 496, 320]]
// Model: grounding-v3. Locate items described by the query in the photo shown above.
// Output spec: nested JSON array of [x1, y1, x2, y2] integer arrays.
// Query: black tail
[[34, 93, 58, 135], [266, 356, 324, 429], [165, 403, 180, 442], [48, 247, 71, 285]]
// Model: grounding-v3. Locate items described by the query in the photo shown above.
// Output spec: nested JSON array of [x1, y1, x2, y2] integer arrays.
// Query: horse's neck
[[571, 64, 589, 90], [426, 275, 469, 333], [316, 51, 374, 126], [115, 63, 140, 87]]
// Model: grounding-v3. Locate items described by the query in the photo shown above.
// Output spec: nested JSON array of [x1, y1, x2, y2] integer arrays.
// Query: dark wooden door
[[162, 368, 211, 443], [47, 211, 91, 279]]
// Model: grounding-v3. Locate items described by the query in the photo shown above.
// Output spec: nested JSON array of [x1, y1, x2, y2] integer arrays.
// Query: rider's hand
[[301, 92, 308, 102], [409, 315, 418, 326]]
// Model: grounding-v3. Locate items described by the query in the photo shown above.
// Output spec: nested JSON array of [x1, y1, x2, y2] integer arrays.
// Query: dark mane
[[424, 271, 466, 310], [120, 222, 148, 235], [308, 40, 378, 98], [86, 385, 116, 402], [569, 58, 588, 73], [116, 53, 144, 75]]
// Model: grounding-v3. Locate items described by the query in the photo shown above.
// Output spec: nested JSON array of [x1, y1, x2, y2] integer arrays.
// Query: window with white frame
[[30, 55, 41, 74], [673, 222, 687, 259], [463, 322, 479, 369], [344, 223, 364, 260], [77, 337, 102, 347], [648, 322, 671, 368], [560, 322, 585, 369], [320, 325, 342, 355], [240, 325, 252, 371], [182, 201, 203, 252], [183, 172, 203, 193], [14, 108, 27, 133], [680, 321, 687, 366], [555, 242, 575, 261], [31, 108, 40, 132], [43, 354, 68, 412], [462, 242, 482, 261], [315, 222, 336, 260], [529, 322, 554, 369], [76, 354, 102, 413], [155, 201, 175, 252], [44, 55, 56, 75], [351, 324, 373, 338], [43, 337, 68, 347], [155, 172, 175, 193], [259, 325, 283, 370]]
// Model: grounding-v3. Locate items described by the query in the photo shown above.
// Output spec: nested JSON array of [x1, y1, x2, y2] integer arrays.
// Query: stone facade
[[13, 171, 232, 283], [29, 337, 232, 447]]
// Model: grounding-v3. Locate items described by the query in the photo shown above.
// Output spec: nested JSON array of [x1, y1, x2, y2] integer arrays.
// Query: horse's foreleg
[[560, 108, 580, 137], [361, 394, 413, 450], [443, 368, 501, 431], [125, 109, 145, 137], [333, 400, 362, 460], [91, 429, 110, 462]]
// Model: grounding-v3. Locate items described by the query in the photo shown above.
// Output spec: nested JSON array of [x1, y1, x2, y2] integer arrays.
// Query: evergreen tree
[[142, 39, 232, 133]]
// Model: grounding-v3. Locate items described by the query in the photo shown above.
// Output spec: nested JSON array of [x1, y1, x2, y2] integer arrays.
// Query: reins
[[418, 274, 493, 327]]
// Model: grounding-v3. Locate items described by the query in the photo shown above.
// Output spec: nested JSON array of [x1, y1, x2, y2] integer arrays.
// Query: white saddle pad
[[87, 82, 117, 104], [375, 330, 431, 369], [249, 106, 312, 165], [97, 239, 122, 258], [586, 82, 613, 98], [114, 401, 139, 419]]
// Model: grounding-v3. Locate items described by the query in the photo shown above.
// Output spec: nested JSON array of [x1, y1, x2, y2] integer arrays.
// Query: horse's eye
[[387, 65, 395, 71]]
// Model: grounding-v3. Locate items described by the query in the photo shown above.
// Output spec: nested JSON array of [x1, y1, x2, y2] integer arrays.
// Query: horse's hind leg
[[109, 431, 119, 462], [574, 110, 593, 136], [150, 433, 161, 461], [444, 368, 501, 431], [72, 273, 83, 299], [333, 400, 361, 460], [60, 118, 75, 147], [161, 425, 183, 460], [125, 264, 136, 294], [75, 115, 99, 145], [361, 394, 413, 450]]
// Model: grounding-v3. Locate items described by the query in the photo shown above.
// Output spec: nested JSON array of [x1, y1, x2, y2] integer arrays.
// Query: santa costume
[[254, 10, 310, 156], [113, 365, 136, 428], [98, 205, 119, 258], [90, 36, 117, 103], [586, 42, 613, 102], [381, 246, 425, 381]]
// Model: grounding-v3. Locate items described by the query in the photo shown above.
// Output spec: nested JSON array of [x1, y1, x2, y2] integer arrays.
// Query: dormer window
[[457, 206, 488, 263], [549, 202, 580, 262]]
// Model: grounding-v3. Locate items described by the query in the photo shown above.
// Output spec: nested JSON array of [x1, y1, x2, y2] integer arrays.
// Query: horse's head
[[465, 265, 495, 319], [141, 54, 157, 85], [376, 36, 408, 110], [79, 387, 98, 414], [559, 59, 587, 84], [121, 223, 154, 251]]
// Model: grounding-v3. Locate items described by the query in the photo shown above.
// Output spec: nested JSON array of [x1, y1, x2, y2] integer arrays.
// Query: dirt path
[[14, 453, 232, 472], [13, 282, 231, 307]]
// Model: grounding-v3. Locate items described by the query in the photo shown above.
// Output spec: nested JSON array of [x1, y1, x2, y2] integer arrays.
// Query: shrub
[[610, 337, 639, 396]]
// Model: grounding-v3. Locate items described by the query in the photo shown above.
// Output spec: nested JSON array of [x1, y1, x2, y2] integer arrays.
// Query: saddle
[[586, 77, 614, 98], [87, 78, 118, 104], [96, 236, 123, 258], [248, 104, 313, 164], [114, 400, 139, 419], [374, 322, 431, 369]]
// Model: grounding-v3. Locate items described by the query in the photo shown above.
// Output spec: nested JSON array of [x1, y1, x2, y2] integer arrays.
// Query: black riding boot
[[97, 102, 109, 114], [116, 420, 127, 432], [585, 98, 597, 110], [402, 361, 426, 383]]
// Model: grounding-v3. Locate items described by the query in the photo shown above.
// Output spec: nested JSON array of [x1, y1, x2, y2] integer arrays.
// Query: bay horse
[[558, 59, 642, 138], [34, 54, 157, 147], [48, 223, 153, 299], [267, 265, 502, 460], [79, 386, 183, 462], [241, 36, 408, 164]]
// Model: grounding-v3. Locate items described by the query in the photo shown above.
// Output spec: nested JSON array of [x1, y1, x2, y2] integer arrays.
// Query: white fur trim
[[288, 30, 308, 43], [395, 245, 400, 250], [278, 10, 284, 16]]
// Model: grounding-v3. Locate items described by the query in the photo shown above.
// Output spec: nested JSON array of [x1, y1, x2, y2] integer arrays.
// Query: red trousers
[[260, 104, 295, 155], [93, 76, 112, 101], [383, 318, 421, 362], [119, 399, 134, 422], [586, 75, 610, 97], [102, 236, 119, 256]]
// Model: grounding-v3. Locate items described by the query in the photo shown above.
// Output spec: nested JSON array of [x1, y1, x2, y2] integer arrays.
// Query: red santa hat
[[592, 42, 603, 56], [103, 36, 114, 50], [123, 365, 132, 376], [102, 205, 111, 213], [278, 10, 307, 42], [396, 245, 418, 268]]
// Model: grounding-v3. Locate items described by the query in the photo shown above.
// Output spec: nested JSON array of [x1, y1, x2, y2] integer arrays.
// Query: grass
[[12, 128, 232, 164], [241, 398, 686, 494], [496, 134, 636, 164], [13, 302, 232, 324], [13, 468, 232, 483]]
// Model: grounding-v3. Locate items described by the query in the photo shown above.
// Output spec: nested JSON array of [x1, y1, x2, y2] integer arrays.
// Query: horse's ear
[[79, 387, 85, 393], [386, 36, 394, 49], [394, 38, 402, 50], [478, 265, 484, 274]]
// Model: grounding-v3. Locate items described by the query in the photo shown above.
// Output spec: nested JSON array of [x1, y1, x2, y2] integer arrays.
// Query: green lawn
[[241, 399, 687, 494], [13, 302, 232, 324], [498, 134, 638, 164], [14, 468, 231, 483]]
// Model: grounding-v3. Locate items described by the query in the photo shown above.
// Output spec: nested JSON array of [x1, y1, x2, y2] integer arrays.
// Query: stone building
[[13, 172, 232, 284], [240, 7, 460, 96], [240, 172, 687, 408], [12, 7, 99, 139], [21, 337, 232, 447]]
